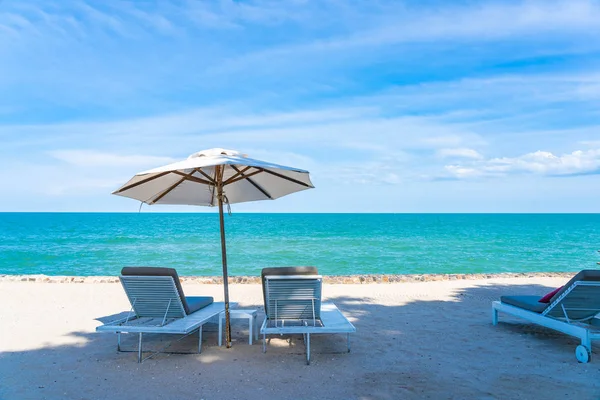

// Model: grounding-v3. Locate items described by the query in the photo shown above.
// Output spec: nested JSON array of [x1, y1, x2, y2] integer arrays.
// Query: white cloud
[[579, 140, 600, 147], [0, 160, 125, 199], [0, 101, 485, 158], [437, 148, 483, 159], [320, 162, 405, 186], [445, 148, 600, 179], [444, 165, 483, 179], [49, 150, 176, 168], [365, 73, 600, 119], [43, 178, 124, 197]]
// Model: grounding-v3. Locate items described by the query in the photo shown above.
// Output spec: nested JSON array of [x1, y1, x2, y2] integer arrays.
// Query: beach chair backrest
[[261, 266, 319, 313], [547, 270, 600, 304], [120, 275, 187, 319], [544, 281, 600, 322], [264, 275, 322, 320], [121, 266, 194, 314]]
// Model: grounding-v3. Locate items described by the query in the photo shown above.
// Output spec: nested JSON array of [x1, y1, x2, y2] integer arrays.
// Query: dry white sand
[[1, 277, 600, 400]]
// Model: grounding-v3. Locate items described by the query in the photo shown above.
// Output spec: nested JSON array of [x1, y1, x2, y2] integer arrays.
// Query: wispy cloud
[[437, 148, 484, 160], [444, 148, 600, 179], [205, 1, 600, 76], [2, 1, 599, 114], [49, 150, 176, 168], [579, 140, 600, 147]]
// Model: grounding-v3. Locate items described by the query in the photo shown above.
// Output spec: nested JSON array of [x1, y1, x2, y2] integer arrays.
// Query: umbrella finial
[[188, 148, 246, 159]]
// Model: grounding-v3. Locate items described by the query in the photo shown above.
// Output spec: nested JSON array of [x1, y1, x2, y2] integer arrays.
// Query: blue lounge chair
[[492, 269, 600, 363], [96, 267, 225, 363], [260, 267, 356, 364]]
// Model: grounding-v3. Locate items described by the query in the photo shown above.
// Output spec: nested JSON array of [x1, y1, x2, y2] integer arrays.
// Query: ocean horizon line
[[1, 211, 600, 215]]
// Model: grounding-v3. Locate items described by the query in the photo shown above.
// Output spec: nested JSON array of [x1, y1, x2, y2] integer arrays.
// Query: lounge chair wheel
[[576, 345, 591, 363]]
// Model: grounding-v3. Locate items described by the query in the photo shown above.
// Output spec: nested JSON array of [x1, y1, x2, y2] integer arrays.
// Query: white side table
[[218, 309, 259, 346]]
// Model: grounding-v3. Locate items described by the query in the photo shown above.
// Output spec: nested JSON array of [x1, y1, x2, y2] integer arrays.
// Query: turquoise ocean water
[[0, 213, 599, 276]]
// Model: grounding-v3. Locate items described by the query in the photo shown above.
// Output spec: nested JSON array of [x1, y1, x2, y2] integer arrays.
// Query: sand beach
[[1, 275, 599, 400]]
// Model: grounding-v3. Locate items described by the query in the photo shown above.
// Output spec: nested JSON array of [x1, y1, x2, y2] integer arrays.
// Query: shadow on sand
[[2, 281, 600, 400]]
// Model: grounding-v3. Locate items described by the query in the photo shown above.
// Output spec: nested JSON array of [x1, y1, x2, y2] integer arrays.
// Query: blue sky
[[1, 0, 599, 212]]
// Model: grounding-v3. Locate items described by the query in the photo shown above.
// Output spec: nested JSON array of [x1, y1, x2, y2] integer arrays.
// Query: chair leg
[[306, 333, 311, 365], [218, 313, 223, 347], [262, 333, 267, 353], [249, 316, 253, 345], [137, 333, 143, 363], [254, 315, 259, 342], [582, 333, 592, 350], [347, 333, 351, 353], [198, 326, 203, 354], [117, 332, 121, 351], [492, 307, 498, 326]]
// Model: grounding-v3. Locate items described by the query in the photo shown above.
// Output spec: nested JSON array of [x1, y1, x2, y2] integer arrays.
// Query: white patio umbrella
[[112, 148, 314, 347]]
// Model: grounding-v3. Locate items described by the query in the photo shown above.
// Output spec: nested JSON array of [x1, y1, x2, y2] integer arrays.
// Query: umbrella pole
[[217, 179, 232, 348]]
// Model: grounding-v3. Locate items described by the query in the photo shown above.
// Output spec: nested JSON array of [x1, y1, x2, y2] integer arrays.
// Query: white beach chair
[[260, 267, 356, 364], [96, 267, 226, 363], [492, 269, 600, 363]]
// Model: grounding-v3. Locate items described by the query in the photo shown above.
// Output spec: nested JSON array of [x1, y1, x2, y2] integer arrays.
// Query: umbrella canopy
[[114, 148, 313, 206], [112, 148, 314, 347]]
